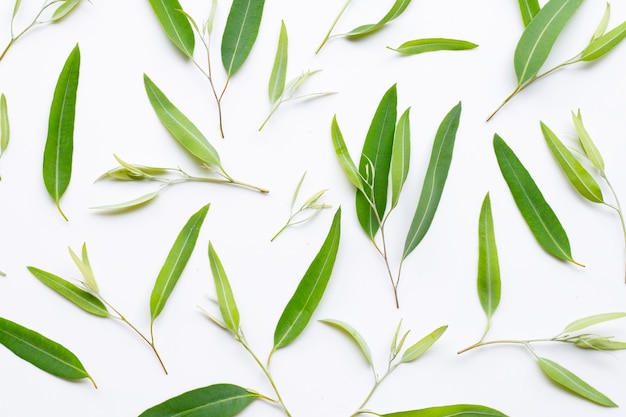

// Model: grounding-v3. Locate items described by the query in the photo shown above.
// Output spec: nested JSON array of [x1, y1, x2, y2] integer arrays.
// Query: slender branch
[[316, 0, 354, 53], [602, 173, 626, 282]]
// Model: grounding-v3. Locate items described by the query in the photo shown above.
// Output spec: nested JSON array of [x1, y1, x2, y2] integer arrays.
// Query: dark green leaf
[[148, 0, 195, 57], [346, 0, 412, 37], [269, 21, 288, 104], [382, 404, 509, 416], [477, 193, 500, 321], [518, 0, 540, 26], [388, 38, 478, 55], [208, 242, 240, 336], [221, 0, 265, 77]]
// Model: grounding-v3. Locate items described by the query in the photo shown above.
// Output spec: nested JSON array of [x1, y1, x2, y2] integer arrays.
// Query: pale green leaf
[[388, 38, 478, 55], [68, 243, 99, 293], [148, 0, 195, 57], [331, 116, 363, 192], [0, 93, 9, 155], [89, 189, 162, 212], [320, 318, 374, 369], [269, 21, 288, 104], [390, 108, 410, 209], [590, 3, 611, 42], [346, 0, 412, 37], [575, 335, 626, 350], [581, 20, 626, 62], [563, 312, 626, 333], [477, 193, 500, 321], [51, 0, 81, 21], [401, 325, 447, 363], [12, 0, 21, 19], [572, 109, 604, 172], [208, 242, 240, 336], [221, 0, 265, 76]]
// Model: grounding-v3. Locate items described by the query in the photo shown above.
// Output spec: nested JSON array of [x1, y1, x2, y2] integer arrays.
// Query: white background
[[1, 0, 626, 416]]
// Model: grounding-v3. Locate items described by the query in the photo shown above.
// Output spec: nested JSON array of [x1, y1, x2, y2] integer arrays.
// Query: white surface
[[1, 1, 626, 416]]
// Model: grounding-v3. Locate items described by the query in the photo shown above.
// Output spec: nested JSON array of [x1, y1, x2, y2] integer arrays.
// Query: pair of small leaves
[[388, 38, 478, 56]]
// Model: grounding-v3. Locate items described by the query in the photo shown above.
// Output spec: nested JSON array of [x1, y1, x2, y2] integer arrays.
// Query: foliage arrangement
[[331, 85, 461, 307]]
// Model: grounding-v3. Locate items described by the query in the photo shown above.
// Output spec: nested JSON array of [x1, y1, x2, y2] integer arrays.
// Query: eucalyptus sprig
[[1, 0, 84, 63], [0, 93, 9, 180], [488, 1, 626, 121]]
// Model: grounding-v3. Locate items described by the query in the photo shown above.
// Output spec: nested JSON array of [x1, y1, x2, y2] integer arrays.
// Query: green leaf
[[0, 316, 95, 386], [562, 312, 626, 333], [388, 38, 478, 55], [401, 325, 447, 363], [269, 21, 288, 104], [150, 204, 210, 322], [514, 0, 584, 86], [139, 384, 260, 417], [319, 318, 374, 369], [144, 74, 221, 167], [0, 93, 9, 155], [51, 0, 81, 21], [43, 44, 80, 222], [208, 242, 240, 336], [148, 0, 195, 58], [572, 109, 604, 172], [574, 335, 626, 350], [537, 357, 617, 407], [541, 121, 603, 203], [356, 85, 397, 238], [590, 3, 611, 42], [273, 208, 341, 351], [89, 189, 162, 212], [346, 0, 412, 37], [493, 134, 580, 265], [27, 266, 109, 317], [390, 108, 411, 209], [12, 0, 21, 19], [403, 102, 461, 259], [221, 0, 265, 77], [381, 404, 509, 417], [331, 116, 363, 192], [68, 243, 99, 293], [581, 20, 626, 62], [477, 193, 500, 321], [518, 0, 541, 27]]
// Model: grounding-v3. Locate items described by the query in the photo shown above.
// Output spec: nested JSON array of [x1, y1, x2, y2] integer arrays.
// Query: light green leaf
[[477, 193, 500, 321], [221, 0, 265, 77], [27, 266, 109, 317], [206, 0, 218, 36], [381, 404, 509, 417], [541, 121, 603, 203], [139, 384, 260, 417], [331, 116, 363, 192], [12, 0, 21, 19], [390, 108, 410, 209], [43, 44, 80, 222], [493, 134, 580, 265], [563, 312, 626, 333], [572, 109, 604, 172], [518, 0, 541, 27], [514, 0, 584, 86], [356, 85, 397, 238], [590, 3, 611, 42], [144, 74, 221, 167], [581, 20, 626, 62], [575, 335, 626, 350], [269, 21, 288, 104], [388, 38, 478, 55], [0, 93, 9, 155], [0, 316, 95, 386], [273, 208, 341, 351], [346, 0, 412, 37], [148, 0, 195, 58], [208, 242, 240, 336], [89, 189, 162, 212], [537, 357, 617, 406], [150, 204, 210, 322], [401, 325, 447, 363], [319, 319, 373, 369], [403, 102, 461, 259], [51, 0, 81, 21], [68, 243, 99, 293]]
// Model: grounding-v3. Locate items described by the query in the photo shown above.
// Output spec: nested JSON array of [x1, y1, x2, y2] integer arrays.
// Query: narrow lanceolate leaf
[[0, 316, 95, 386], [139, 384, 260, 417], [346, 0, 412, 37], [12, 0, 21, 19], [514, 0, 584, 86], [572, 110, 604, 171], [269, 21, 288, 104], [331, 116, 363, 192], [51, 0, 81, 22], [493, 134, 580, 265], [537, 357, 617, 407], [541, 121, 603, 203], [208, 242, 240, 336], [0, 93, 9, 155], [477, 193, 500, 321], [144, 74, 221, 167], [273, 208, 341, 351], [581, 20, 626, 62], [319, 319, 374, 368], [575, 335, 626, 350], [562, 312, 626, 333], [68, 243, 99, 293], [43, 44, 80, 221], [518, 0, 541, 27], [388, 38, 478, 55], [89, 189, 162, 212], [221, 0, 265, 77], [390, 108, 411, 209], [356, 85, 397, 238], [27, 266, 109, 317], [401, 325, 447, 363], [403, 102, 461, 259], [148, 0, 195, 58], [150, 204, 210, 322], [382, 404, 509, 417], [590, 3, 611, 42]]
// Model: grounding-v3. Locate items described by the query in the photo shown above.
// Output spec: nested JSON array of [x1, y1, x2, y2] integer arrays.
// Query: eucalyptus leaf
[[144, 74, 221, 167], [331, 116, 363, 192], [0, 93, 8, 155], [581, 20, 626, 62], [148, 0, 195, 58], [400, 325, 447, 363], [493, 134, 580, 265], [27, 266, 109, 317], [390, 108, 410, 209], [139, 384, 260, 417], [590, 3, 611, 42], [150, 204, 210, 323], [388, 38, 478, 55], [12, 0, 21, 19], [381, 404, 509, 417], [575, 335, 626, 350], [518, 0, 540, 27], [477, 193, 500, 322], [562, 312, 626, 333], [403, 102, 461, 259], [346, 0, 412, 37], [51, 0, 81, 22], [269, 21, 288, 104], [221, 0, 265, 77], [0, 316, 95, 386], [68, 243, 99, 293], [319, 318, 374, 368], [208, 242, 240, 336], [43, 44, 80, 221], [89, 189, 162, 212], [537, 357, 617, 406], [273, 208, 341, 351], [572, 109, 604, 172]]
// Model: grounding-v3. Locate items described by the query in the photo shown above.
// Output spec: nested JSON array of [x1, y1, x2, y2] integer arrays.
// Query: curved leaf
[[43, 44, 80, 221], [401, 325, 447, 363], [382, 404, 509, 416], [581, 20, 626, 62], [148, 0, 195, 57], [403, 102, 461, 259], [51, 0, 81, 22], [139, 384, 259, 417], [388, 38, 478, 55], [208, 242, 240, 336], [273, 208, 341, 351], [518, 0, 540, 27], [221, 0, 265, 77], [90, 189, 162, 212], [269, 21, 288, 104], [390, 108, 411, 209], [563, 312, 626, 333], [572, 109, 604, 172], [331, 116, 363, 192], [346, 0, 412, 37], [477, 193, 500, 321], [319, 318, 373, 368], [0, 93, 8, 155], [590, 3, 611, 42]]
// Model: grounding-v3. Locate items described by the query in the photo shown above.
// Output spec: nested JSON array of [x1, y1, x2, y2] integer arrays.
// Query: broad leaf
[[346, 0, 412, 37], [382, 404, 509, 416], [518, 0, 540, 27], [221, 0, 265, 77], [390, 108, 411, 209], [401, 325, 447, 363], [331, 116, 363, 191], [208, 242, 240, 336], [319, 318, 373, 368], [477, 193, 500, 321], [388, 38, 478, 55], [563, 312, 626, 333], [269, 21, 288, 104], [148, 0, 195, 57]]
